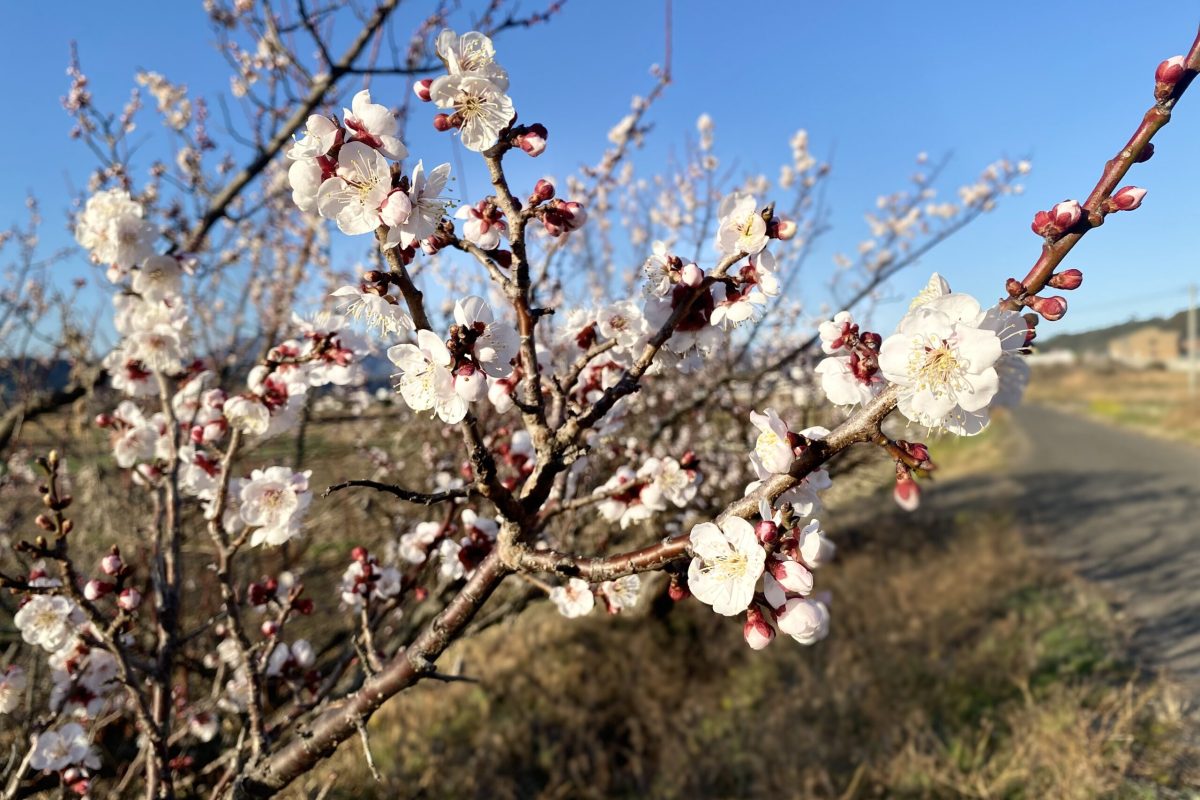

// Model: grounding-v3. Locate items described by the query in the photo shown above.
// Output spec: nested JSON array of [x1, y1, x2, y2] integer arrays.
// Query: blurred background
[[2, 2, 1200, 798]]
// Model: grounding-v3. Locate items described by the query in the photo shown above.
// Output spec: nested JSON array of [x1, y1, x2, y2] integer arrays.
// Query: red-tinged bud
[[247, 582, 269, 606], [413, 586, 428, 602], [294, 598, 314, 615], [351, 546, 369, 562], [84, 580, 113, 601], [1026, 294, 1068, 321], [1134, 143, 1155, 163], [755, 519, 779, 545], [432, 113, 453, 132], [680, 262, 704, 287], [1030, 209, 1052, 236], [533, 178, 555, 202], [771, 217, 797, 240], [94, 413, 114, 428], [770, 558, 814, 595], [1156, 55, 1186, 86], [263, 577, 279, 595], [64, 769, 90, 796], [101, 552, 123, 576], [117, 587, 142, 611], [1049, 200, 1082, 230], [859, 331, 882, 350], [893, 474, 920, 512], [514, 123, 547, 157], [261, 620, 279, 637], [1048, 269, 1083, 290], [1006, 278, 1025, 297], [562, 201, 587, 231], [493, 250, 514, 269], [413, 78, 433, 102], [668, 574, 690, 602], [743, 605, 776, 650], [35, 513, 54, 531], [1110, 185, 1146, 211]]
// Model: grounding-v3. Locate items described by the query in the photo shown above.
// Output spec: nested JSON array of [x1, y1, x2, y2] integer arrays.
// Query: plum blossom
[[436, 29, 508, 89], [749, 408, 795, 474], [316, 141, 393, 235], [132, 254, 183, 302], [388, 329, 467, 424], [430, 73, 515, 152], [342, 89, 407, 159], [549, 577, 595, 618], [0, 666, 26, 714], [710, 251, 781, 328], [687, 517, 766, 616], [596, 300, 649, 352], [265, 639, 316, 677], [14, 595, 82, 652], [29, 722, 100, 773], [398, 520, 444, 564], [455, 201, 506, 250], [776, 597, 831, 645], [795, 519, 836, 568], [599, 575, 641, 614], [223, 395, 270, 436], [331, 285, 414, 337], [286, 114, 339, 160], [454, 295, 518, 378], [879, 282, 1003, 434], [75, 188, 156, 272], [715, 192, 769, 256], [239, 467, 312, 546], [385, 160, 451, 249]]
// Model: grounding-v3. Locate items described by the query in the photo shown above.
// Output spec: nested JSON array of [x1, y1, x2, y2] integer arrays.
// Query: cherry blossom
[[687, 517, 766, 616]]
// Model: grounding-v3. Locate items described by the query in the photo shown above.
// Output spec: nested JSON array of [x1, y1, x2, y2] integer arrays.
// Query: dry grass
[[1027, 366, 1200, 446], [289, 504, 1198, 798]]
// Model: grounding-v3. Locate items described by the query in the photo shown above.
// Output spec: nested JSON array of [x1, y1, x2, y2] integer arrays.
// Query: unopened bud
[[117, 587, 142, 611], [1134, 142, 1155, 163], [84, 580, 113, 601], [680, 262, 704, 287], [94, 413, 114, 428], [35, 514, 55, 531], [514, 123, 547, 157], [893, 474, 921, 512], [771, 217, 797, 240], [1109, 185, 1146, 211], [247, 582, 269, 607], [101, 552, 123, 576], [743, 605, 776, 651], [1049, 200, 1082, 230], [413, 78, 433, 102], [1048, 269, 1083, 290], [1156, 55, 1186, 86], [770, 558, 814, 595], [294, 598, 314, 615], [667, 574, 690, 602], [754, 520, 779, 545], [533, 178, 555, 202], [351, 546, 369, 563], [432, 113, 453, 132], [261, 620, 279, 637], [1005, 278, 1025, 297], [1026, 294, 1068, 321]]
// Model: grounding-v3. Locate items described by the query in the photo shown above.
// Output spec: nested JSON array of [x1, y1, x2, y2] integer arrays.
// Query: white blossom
[[687, 517, 765, 616], [715, 192, 768, 256], [430, 74, 514, 152], [342, 89, 407, 160], [549, 577, 595, 618], [239, 466, 312, 546], [14, 595, 82, 652], [316, 141, 392, 235], [388, 329, 467, 424]]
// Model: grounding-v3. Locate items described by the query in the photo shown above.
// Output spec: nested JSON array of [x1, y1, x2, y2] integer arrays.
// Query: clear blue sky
[[2, 1, 1198, 340]]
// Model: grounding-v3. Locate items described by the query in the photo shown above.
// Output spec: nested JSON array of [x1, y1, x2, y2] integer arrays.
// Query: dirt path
[[932, 405, 1200, 691]]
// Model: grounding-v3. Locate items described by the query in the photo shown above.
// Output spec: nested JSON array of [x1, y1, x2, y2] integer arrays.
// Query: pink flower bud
[[118, 587, 142, 611], [101, 552, 123, 576], [1049, 200, 1082, 230], [754, 520, 779, 544], [351, 546, 369, 562], [413, 78, 433, 102], [1006, 278, 1025, 297], [84, 580, 113, 601], [432, 113, 453, 132], [247, 582, 270, 607], [893, 474, 920, 511], [94, 413, 114, 428], [1156, 55, 1186, 86], [770, 558, 814, 595], [533, 178, 555, 202], [515, 123, 548, 157], [1026, 294, 1068, 321], [680, 263, 704, 287], [1110, 185, 1146, 211], [667, 575, 690, 602], [261, 620, 279, 637], [562, 201, 587, 231], [775, 597, 831, 644], [1048, 269, 1083, 290], [454, 364, 488, 402], [772, 217, 797, 240], [743, 606, 776, 650]]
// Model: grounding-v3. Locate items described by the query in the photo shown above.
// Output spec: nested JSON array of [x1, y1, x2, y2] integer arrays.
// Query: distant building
[[1108, 327, 1182, 367], [1026, 349, 1078, 367]]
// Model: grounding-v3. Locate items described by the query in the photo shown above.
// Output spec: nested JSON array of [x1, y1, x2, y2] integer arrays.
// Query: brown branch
[[323, 479, 469, 505]]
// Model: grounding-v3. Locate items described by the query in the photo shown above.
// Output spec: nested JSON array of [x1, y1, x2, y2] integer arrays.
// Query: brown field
[[1027, 365, 1200, 447]]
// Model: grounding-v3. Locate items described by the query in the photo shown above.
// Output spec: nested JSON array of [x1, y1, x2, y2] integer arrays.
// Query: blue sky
[[2, 1, 1198, 341]]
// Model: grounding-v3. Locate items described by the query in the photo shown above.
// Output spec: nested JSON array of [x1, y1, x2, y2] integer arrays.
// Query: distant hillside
[[1041, 308, 1190, 354]]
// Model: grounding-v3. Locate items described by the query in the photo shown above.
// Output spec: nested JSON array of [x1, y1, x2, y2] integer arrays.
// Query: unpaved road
[[937, 405, 1200, 691]]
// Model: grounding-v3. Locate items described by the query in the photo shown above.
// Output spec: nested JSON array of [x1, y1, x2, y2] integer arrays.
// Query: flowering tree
[[1, 3, 1198, 797]]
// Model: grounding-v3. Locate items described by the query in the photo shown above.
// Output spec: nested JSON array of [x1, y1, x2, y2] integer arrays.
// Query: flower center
[[910, 338, 966, 394], [701, 551, 749, 581]]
